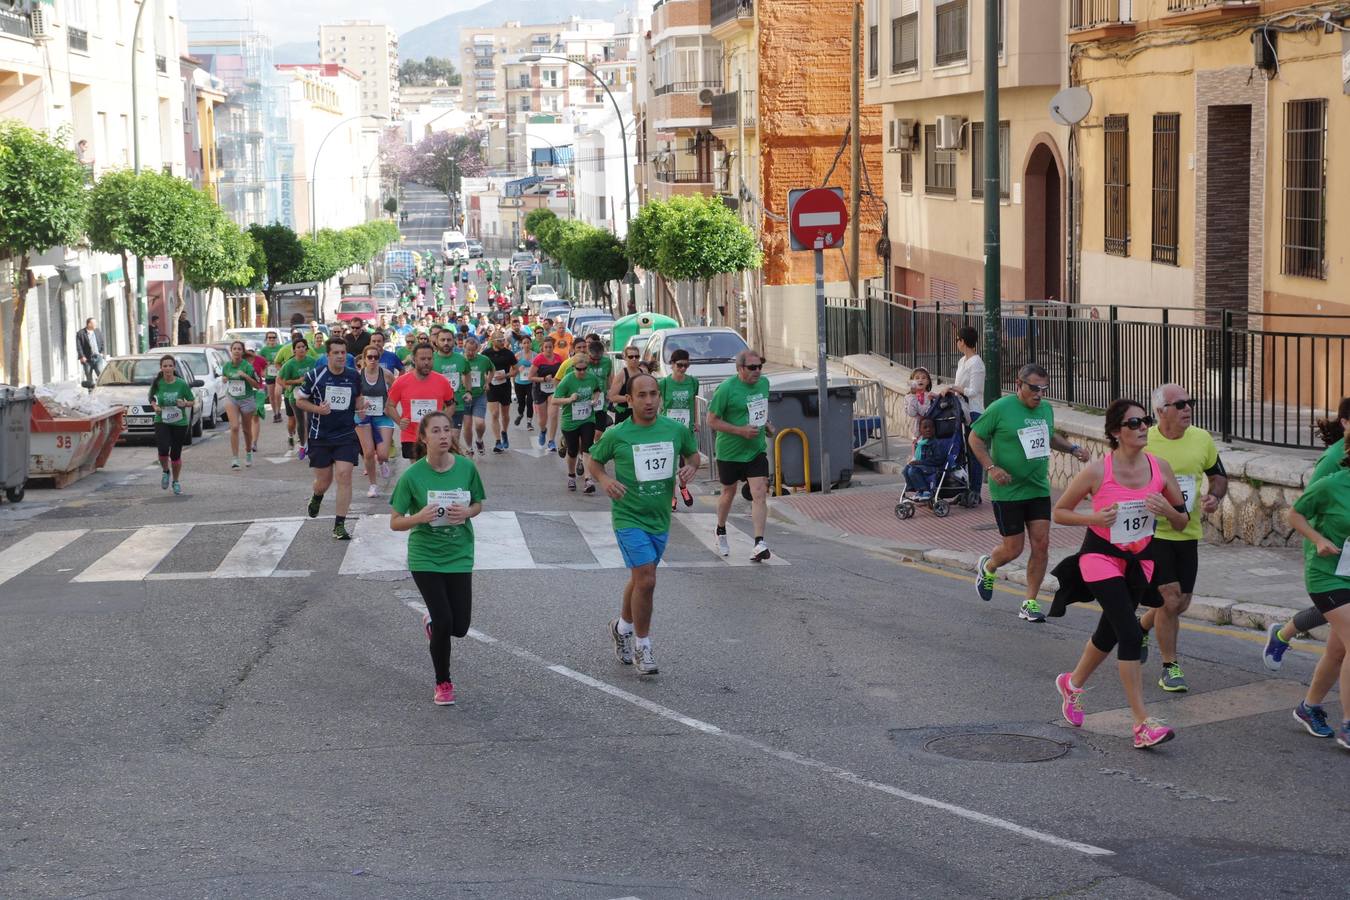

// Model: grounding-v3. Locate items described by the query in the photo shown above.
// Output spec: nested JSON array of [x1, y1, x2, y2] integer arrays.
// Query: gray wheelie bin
[[0, 385, 34, 502], [763, 371, 856, 491]]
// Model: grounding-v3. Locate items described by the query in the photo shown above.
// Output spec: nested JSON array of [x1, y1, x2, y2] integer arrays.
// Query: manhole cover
[[923, 733, 1070, 763]]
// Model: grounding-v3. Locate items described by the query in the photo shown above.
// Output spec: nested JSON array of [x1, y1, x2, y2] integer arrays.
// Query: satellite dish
[[1049, 87, 1092, 126], [697, 88, 715, 105]]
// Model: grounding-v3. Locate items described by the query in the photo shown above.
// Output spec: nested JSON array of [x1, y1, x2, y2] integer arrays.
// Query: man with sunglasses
[[969, 363, 1090, 621], [708, 349, 774, 562], [1138, 384, 1227, 692]]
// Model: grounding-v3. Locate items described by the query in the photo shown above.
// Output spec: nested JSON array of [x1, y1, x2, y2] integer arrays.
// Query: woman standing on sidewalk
[[1285, 426, 1350, 750], [1048, 399, 1190, 749], [390, 410, 485, 706], [148, 355, 194, 494]]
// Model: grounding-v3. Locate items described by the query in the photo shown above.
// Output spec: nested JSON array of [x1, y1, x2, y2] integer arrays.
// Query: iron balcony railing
[[1167, 0, 1257, 11], [710, 90, 756, 129], [1070, 0, 1133, 29], [68, 26, 89, 52], [0, 8, 32, 38], [653, 80, 722, 97], [155, 55, 167, 74], [712, 0, 754, 29], [654, 169, 713, 184], [823, 287, 1350, 450]]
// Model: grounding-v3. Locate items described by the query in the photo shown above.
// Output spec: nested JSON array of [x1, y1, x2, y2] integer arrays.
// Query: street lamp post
[[508, 131, 574, 219], [519, 52, 636, 313], [130, 0, 152, 353], [310, 114, 388, 238]]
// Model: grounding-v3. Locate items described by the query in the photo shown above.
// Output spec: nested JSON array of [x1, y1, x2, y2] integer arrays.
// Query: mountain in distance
[[273, 41, 317, 65], [399, 0, 628, 63]]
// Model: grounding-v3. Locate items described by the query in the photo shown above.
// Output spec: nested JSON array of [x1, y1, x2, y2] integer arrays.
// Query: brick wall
[[758, 0, 885, 288]]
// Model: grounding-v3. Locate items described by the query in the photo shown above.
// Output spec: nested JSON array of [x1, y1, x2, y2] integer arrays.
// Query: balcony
[[1068, 0, 1137, 41], [0, 8, 32, 39], [711, 0, 753, 33], [1164, 0, 1259, 25], [155, 54, 167, 74], [710, 89, 755, 131], [653, 79, 721, 97], [68, 26, 89, 53]]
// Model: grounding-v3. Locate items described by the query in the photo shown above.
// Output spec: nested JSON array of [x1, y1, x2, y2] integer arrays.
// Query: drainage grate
[[923, 732, 1071, 763]]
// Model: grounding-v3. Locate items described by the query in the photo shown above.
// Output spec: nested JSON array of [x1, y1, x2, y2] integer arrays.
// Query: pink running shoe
[[1132, 719, 1174, 749], [1055, 673, 1085, 727], [433, 681, 455, 706], [422, 612, 433, 641]]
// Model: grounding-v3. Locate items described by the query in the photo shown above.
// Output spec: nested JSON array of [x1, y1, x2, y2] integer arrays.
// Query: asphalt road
[[398, 183, 452, 257]]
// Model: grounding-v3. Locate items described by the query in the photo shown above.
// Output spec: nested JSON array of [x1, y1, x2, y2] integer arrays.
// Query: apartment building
[[0, 0, 190, 385], [319, 20, 399, 121], [865, 0, 1067, 305], [646, 0, 723, 202], [460, 17, 615, 116], [275, 64, 379, 234]]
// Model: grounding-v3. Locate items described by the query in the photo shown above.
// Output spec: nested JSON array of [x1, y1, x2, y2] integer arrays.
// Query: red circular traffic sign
[[789, 188, 849, 249]]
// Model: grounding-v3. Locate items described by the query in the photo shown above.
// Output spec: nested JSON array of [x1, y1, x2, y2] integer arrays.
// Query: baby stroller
[[895, 393, 979, 519]]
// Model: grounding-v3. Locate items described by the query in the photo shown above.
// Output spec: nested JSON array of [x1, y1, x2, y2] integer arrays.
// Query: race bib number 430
[[633, 441, 675, 483]]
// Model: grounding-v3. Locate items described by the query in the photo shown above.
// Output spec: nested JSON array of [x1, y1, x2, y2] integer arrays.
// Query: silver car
[[93, 355, 206, 442], [640, 327, 750, 385], [171, 345, 231, 429]]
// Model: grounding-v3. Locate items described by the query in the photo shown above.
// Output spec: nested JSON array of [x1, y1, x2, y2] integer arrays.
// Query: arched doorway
[[1023, 140, 1063, 302]]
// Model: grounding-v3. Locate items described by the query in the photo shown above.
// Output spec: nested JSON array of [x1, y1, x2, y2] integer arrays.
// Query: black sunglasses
[[1121, 415, 1156, 430], [625, 354, 639, 360], [673, 362, 690, 369], [742, 364, 763, 371], [1020, 381, 1048, 393], [1162, 399, 1196, 411]]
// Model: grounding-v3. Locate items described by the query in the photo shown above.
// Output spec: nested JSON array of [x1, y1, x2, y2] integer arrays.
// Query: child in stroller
[[895, 392, 977, 519], [903, 416, 943, 500]]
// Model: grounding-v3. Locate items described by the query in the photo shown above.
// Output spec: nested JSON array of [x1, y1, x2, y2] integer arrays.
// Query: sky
[[177, 0, 637, 48]]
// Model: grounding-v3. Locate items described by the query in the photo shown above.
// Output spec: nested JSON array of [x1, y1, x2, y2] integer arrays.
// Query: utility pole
[[130, 0, 152, 353], [981, 0, 1002, 402], [849, 0, 862, 301]]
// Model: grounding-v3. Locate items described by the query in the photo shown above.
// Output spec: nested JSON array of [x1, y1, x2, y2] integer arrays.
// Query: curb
[[766, 496, 1327, 643]]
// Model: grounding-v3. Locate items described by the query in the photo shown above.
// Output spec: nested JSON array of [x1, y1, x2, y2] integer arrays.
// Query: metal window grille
[[891, 7, 918, 74], [1151, 113, 1180, 266], [900, 150, 913, 193], [924, 124, 956, 196], [970, 121, 1010, 200], [1281, 99, 1326, 280], [868, 24, 879, 77], [935, 0, 968, 67], [1104, 114, 1130, 256]]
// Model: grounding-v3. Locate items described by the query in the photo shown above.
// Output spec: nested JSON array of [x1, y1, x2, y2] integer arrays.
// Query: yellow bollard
[[773, 427, 811, 497]]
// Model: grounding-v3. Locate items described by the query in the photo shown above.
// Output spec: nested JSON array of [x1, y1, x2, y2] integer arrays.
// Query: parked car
[[335, 296, 378, 325], [467, 239, 485, 258], [510, 251, 536, 273], [169, 345, 230, 429], [614, 332, 656, 362], [223, 328, 290, 348], [640, 327, 750, 384], [93, 355, 205, 442], [527, 283, 559, 303], [537, 301, 572, 324], [568, 310, 614, 338]]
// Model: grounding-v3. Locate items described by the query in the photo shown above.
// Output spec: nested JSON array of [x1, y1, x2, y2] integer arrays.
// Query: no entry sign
[[788, 187, 848, 251]]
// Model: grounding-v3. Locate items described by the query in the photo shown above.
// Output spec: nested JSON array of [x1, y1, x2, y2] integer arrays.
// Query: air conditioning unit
[[888, 118, 917, 152], [936, 115, 966, 151], [29, 2, 50, 40], [697, 87, 715, 105]]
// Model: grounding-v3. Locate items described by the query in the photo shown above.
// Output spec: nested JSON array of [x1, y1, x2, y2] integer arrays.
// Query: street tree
[[558, 225, 627, 313], [383, 197, 397, 216], [246, 223, 304, 327], [399, 56, 461, 87], [0, 123, 88, 379], [655, 195, 761, 326], [524, 208, 558, 242], [409, 130, 486, 221], [182, 217, 256, 332]]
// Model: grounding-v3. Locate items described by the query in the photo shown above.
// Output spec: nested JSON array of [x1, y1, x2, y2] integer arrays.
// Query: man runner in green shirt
[[968, 363, 1090, 623], [588, 373, 700, 676], [708, 349, 774, 562]]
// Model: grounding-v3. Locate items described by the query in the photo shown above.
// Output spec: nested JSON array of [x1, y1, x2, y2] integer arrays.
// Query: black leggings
[[1293, 604, 1330, 631], [1087, 577, 1145, 662], [154, 422, 187, 462], [514, 382, 533, 418], [412, 570, 473, 683]]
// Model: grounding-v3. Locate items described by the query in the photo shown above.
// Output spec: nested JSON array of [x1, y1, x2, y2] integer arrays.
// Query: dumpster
[[611, 312, 679, 352], [28, 399, 126, 489], [763, 371, 857, 491], [0, 385, 35, 502]]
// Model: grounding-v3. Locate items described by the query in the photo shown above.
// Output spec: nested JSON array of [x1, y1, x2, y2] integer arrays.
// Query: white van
[[441, 230, 469, 263]]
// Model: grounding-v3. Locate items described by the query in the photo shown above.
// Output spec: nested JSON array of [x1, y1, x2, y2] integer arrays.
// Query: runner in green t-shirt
[[148, 355, 196, 494], [459, 338, 495, 455], [586, 338, 615, 437], [707, 350, 773, 562], [259, 331, 284, 424], [278, 339, 312, 456], [552, 353, 603, 493], [220, 340, 263, 469], [967, 363, 1090, 622], [588, 372, 700, 676], [389, 409, 486, 707]]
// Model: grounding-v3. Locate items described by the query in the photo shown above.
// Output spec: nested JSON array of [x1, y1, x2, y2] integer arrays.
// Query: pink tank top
[[1079, 451, 1165, 583]]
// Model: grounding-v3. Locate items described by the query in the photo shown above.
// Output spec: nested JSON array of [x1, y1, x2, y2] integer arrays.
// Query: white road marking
[[0, 530, 87, 588], [671, 513, 788, 566], [339, 513, 408, 575], [568, 512, 626, 569], [1080, 679, 1306, 736], [73, 524, 193, 582], [473, 511, 536, 570], [457, 625, 1112, 858], [212, 519, 304, 578]]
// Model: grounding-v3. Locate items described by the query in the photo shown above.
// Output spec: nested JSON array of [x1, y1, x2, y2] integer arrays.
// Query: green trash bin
[[763, 372, 856, 491], [0, 385, 35, 503]]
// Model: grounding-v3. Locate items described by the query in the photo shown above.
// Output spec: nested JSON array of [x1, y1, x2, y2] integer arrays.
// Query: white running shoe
[[634, 643, 658, 676], [366, 484, 380, 498], [751, 540, 771, 562], [378, 461, 391, 480], [715, 531, 730, 557], [609, 618, 633, 665]]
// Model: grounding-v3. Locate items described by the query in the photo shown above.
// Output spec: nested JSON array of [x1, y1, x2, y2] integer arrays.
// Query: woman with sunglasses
[[221, 340, 263, 468], [609, 345, 646, 426], [660, 348, 698, 509], [354, 346, 397, 498], [148, 355, 195, 494], [1049, 399, 1189, 749]]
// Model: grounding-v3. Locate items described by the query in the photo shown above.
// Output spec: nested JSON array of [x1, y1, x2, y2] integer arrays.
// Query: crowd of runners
[[144, 262, 1350, 751]]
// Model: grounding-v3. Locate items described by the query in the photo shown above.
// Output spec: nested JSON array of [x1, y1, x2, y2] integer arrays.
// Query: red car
[[335, 296, 378, 325]]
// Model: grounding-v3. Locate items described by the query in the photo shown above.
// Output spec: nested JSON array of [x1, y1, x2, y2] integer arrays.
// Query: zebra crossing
[[0, 512, 789, 588]]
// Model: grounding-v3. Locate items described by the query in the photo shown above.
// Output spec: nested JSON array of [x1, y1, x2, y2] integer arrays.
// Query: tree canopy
[[399, 56, 461, 87]]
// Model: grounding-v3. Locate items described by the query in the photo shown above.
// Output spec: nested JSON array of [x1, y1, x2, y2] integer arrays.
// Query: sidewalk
[[768, 471, 1322, 640]]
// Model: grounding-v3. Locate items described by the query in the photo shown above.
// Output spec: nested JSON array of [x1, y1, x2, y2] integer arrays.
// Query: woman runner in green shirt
[[148, 355, 195, 494], [389, 410, 486, 706]]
